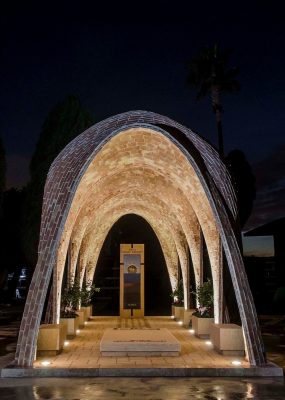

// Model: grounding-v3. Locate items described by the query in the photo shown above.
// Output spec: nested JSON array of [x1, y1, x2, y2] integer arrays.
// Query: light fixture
[[171, 315, 175, 319], [76, 329, 80, 334], [64, 341, 69, 346], [205, 341, 212, 346], [178, 321, 183, 325], [84, 321, 87, 325], [189, 329, 195, 334], [41, 360, 51, 367], [231, 360, 242, 366]]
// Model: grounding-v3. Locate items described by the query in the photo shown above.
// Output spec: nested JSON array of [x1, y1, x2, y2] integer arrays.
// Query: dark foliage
[[187, 44, 240, 156], [225, 149, 256, 228], [21, 96, 94, 269]]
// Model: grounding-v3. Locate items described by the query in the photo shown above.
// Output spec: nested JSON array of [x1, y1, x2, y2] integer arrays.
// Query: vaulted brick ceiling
[[16, 112, 265, 367]]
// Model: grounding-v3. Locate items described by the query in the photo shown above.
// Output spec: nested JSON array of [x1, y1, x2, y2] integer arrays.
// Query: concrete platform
[[100, 328, 180, 356]]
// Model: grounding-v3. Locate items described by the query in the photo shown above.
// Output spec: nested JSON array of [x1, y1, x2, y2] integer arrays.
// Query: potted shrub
[[170, 280, 184, 321], [80, 280, 100, 320], [60, 279, 81, 338], [191, 279, 214, 338]]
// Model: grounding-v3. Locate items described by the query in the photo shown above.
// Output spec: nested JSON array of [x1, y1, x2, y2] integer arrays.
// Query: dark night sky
[[1, 1, 284, 229]]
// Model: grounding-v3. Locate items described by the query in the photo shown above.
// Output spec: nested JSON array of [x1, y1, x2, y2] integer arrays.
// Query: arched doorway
[[93, 214, 172, 316]]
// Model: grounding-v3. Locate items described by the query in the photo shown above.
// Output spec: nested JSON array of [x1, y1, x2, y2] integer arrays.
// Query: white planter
[[192, 315, 214, 338], [81, 305, 92, 320], [76, 309, 85, 327], [174, 306, 184, 321], [60, 316, 79, 338], [210, 323, 245, 356], [183, 309, 195, 327], [37, 323, 67, 356]]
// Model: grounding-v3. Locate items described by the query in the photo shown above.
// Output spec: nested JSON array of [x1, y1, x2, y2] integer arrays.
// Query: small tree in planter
[[60, 278, 81, 318], [192, 279, 214, 317], [170, 280, 184, 320], [170, 279, 184, 306], [60, 278, 81, 337], [191, 279, 214, 338], [81, 280, 100, 307]]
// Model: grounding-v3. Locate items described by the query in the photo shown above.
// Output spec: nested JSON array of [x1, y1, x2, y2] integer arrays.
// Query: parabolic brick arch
[[16, 110, 265, 367]]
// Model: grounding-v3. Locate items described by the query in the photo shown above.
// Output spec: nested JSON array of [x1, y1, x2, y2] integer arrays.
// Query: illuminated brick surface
[[16, 111, 265, 367]]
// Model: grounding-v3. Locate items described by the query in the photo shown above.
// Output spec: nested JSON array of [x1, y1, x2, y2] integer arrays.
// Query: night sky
[[1, 2, 284, 230]]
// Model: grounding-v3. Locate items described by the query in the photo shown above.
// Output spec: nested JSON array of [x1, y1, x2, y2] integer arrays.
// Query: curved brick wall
[[15, 111, 265, 366]]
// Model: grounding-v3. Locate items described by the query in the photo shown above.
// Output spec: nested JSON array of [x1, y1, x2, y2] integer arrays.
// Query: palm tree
[[187, 44, 240, 157]]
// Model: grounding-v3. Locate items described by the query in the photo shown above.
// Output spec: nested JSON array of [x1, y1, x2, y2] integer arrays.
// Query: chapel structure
[[15, 111, 265, 367]]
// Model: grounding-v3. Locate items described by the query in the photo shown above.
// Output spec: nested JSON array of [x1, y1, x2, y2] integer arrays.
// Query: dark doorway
[[92, 214, 172, 316]]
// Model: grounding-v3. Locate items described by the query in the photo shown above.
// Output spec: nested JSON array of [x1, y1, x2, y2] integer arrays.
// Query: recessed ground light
[[76, 329, 80, 334], [171, 315, 175, 319], [41, 360, 51, 367], [178, 321, 183, 325], [231, 360, 242, 366], [84, 321, 87, 325], [189, 329, 195, 334], [205, 341, 212, 346], [64, 341, 69, 346]]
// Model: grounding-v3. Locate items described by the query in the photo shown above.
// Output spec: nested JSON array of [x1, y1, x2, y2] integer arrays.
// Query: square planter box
[[76, 309, 85, 328], [174, 305, 184, 321], [192, 315, 214, 338], [81, 305, 92, 320], [37, 323, 67, 356], [183, 309, 195, 327], [210, 323, 245, 356], [60, 316, 79, 339]]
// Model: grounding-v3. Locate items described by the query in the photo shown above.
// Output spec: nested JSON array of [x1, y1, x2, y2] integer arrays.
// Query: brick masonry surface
[[15, 111, 266, 367]]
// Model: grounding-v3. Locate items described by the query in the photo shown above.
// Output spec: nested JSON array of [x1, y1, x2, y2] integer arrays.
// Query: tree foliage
[[170, 279, 184, 306], [81, 279, 100, 307], [187, 44, 240, 156], [225, 150, 256, 227], [22, 96, 94, 268], [191, 279, 214, 318]]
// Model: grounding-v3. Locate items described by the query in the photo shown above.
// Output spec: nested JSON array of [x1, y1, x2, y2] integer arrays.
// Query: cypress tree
[[22, 96, 94, 268]]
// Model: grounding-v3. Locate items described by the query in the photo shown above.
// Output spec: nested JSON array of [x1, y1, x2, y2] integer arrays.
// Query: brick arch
[[64, 188, 213, 316], [63, 171, 204, 304], [16, 111, 265, 366]]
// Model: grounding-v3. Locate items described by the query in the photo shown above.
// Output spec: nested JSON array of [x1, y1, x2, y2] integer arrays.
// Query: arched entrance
[[92, 214, 172, 316], [15, 111, 265, 367]]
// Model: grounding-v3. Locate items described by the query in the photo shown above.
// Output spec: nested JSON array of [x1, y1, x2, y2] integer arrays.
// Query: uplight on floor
[[76, 329, 81, 334], [41, 360, 51, 367], [189, 329, 195, 334], [232, 360, 242, 366], [178, 321, 183, 325], [205, 341, 212, 346], [64, 341, 69, 346]]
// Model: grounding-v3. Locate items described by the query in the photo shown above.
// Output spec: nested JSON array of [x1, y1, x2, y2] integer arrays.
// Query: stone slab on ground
[[100, 328, 181, 356]]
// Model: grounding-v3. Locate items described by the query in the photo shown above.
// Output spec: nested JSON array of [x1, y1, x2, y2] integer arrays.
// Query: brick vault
[[15, 111, 265, 366]]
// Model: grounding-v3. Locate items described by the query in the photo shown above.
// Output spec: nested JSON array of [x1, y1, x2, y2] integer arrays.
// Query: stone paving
[[34, 316, 249, 369]]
